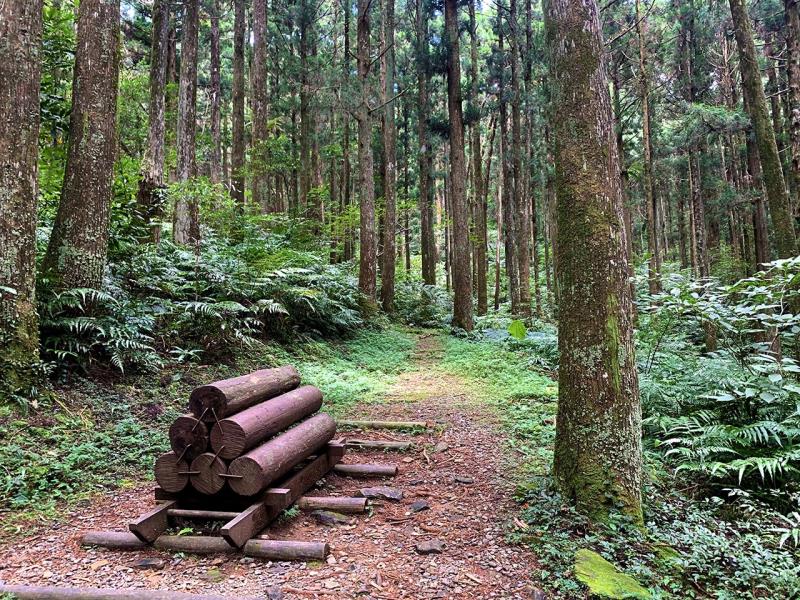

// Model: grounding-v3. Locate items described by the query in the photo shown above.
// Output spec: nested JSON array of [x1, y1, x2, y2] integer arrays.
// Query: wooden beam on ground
[[296, 496, 368, 514], [244, 539, 329, 561], [167, 508, 241, 520], [333, 463, 399, 478], [221, 502, 274, 549], [81, 531, 146, 550], [152, 535, 236, 554], [337, 420, 430, 430], [345, 439, 413, 451], [0, 585, 262, 600], [129, 501, 175, 543]]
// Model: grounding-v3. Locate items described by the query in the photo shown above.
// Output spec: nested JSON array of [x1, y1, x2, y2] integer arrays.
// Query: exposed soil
[[0, 334, 541, 599]]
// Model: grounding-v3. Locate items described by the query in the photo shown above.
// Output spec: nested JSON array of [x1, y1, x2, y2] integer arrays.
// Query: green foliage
[[394, 282, 452, 327]]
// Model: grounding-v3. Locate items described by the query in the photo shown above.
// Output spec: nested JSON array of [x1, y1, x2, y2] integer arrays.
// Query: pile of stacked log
[[81, 365, 404, 561]]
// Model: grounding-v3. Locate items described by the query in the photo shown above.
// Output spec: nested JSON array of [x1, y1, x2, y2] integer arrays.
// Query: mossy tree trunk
[[173, 0, 200, 246], [730, 0, 797, 258], [43, 0, 120, 289], [231, 0, 246, 205], [785, 0, 800, 212], [544, 0, 643, 522], [137, 0, 169, 243], [0, 0, 43, 396], [380, 0, 397, 313], [356, 0, 377, 303], [445, 0, 473, 332], [417, 0, 436, 286]]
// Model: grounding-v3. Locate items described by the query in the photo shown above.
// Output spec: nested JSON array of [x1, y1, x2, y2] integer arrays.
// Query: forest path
[[0, 331, 541, 599]]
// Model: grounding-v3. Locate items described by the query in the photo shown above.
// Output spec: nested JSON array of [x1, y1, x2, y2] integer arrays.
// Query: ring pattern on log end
[[168, 415, 209, 462], [189, 452, 228, 495], [154, 452, 189, 493]]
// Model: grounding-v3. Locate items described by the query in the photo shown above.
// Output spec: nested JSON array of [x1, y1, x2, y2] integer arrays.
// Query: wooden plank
[[326, 440, 346, 462], [221, 502, 275, 549], [129, 500, 175, 543], [262, 487, 291, 507]]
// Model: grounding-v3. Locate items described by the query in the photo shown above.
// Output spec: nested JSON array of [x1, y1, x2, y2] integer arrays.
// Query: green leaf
[[508, 319, 527, 340]]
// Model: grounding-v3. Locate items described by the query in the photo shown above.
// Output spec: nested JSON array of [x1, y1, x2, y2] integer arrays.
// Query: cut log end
[[154, 452, 189, 493], [227, 456, 263, 496], [189, 453, 228, 495], [210, 420, 247, 460], [168, 415, 209, 461], [187, 387, 226, 422]]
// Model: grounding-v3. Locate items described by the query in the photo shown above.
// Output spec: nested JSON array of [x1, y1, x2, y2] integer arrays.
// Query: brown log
[[168, 508, 240, 520], [227, 413, 337, 496], [129, 500, 174, 543], [243, 539, 329, 561], [345, 439, 413, 451], [297, 496, 368, 513], [168, 415, 209, 461], [0, 585, 260, 600], [333, 463, 399, 477], [189, 452, 228, 495], [210, 385, 323, 459], [189, 365, 301, 421], [153, 535, 236, 554], [337, 419, 429, 430], [80, 531, 146, 550], [154, 452, 189, 493]]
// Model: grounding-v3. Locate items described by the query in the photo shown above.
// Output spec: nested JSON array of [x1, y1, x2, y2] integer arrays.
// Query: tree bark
[[445, 0, 473, 331], [785, 0, 800, 212], [231, 0, 246, 205], [730, 0, 797, 257], [636, 0, 661, 294], [251, 0, 270, 212], [510, 0, 532, 317], [43, 0, 120, 288], [173, 0, 200, 246], [380, 0, 397, 312], [545, 0, 643, 521], [417, 0, 436, 286], [137, 0, 169, 243], [209, 0, 222, 184], [469, 0, 487, 315], [357, 0, 377, 303], [0, 0, 43, 395]]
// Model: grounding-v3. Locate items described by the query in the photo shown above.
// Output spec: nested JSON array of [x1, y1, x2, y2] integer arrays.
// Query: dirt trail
[[0, 333, 540, 599]]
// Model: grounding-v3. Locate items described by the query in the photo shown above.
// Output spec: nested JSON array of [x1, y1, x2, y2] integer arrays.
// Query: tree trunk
[[137, 0, 169, 243], [636, 0, 661, 295], [173, 0, 200, 246], [469, 0, 487, 315], [231, 0, 246, 205], [510, 0, 532, 318], [785, 0, 800, 212], [342, 1, 354, 261], [357, 0, 377, 303], [380, 0, 397, 312], [43, 0, 120, 288], [730, 0, 797, 257], [251, 0, 270, 212], [445, 0, 473, 331], [0, 0, 43, 395], [209, 0, 222, 184], [544, 0, 643, 522], [417, 0, 436, 286]]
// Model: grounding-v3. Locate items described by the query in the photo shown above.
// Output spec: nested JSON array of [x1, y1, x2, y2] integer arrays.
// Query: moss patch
[[574, 549, 650, 599]]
